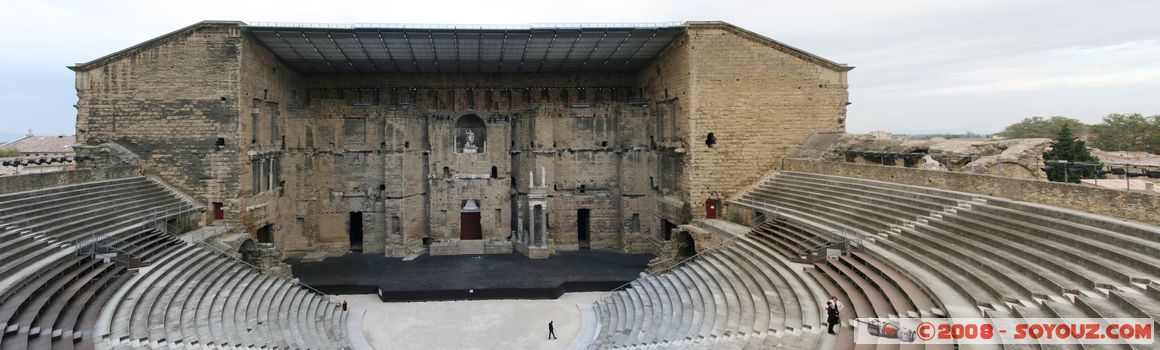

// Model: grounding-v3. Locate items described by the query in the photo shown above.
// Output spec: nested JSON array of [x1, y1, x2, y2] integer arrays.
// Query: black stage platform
[[287, 251, 653, 301]]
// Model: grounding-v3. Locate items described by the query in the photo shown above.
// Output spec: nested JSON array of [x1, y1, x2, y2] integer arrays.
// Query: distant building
[[0, 133, 77, 176]]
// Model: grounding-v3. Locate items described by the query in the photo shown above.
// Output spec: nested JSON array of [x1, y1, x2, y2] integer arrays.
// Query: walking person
[[548, 321, 557, 340], [826, 301, 841, 335], [342, 300, 348, 312]]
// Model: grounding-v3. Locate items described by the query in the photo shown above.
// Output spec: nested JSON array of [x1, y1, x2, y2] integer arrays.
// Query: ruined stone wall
[[74, 23, 244, 206], [236, 32, 305, 249], [683, 24, 849, 220], [635, 32, 692, 243], [782, 159, 1160, 226], [269, 71, 662, 257]]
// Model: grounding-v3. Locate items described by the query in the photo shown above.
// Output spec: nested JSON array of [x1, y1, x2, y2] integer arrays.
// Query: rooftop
[[246, 22, 683, 73], [0, 134, 76, 154], [71, 21, 852, 74]]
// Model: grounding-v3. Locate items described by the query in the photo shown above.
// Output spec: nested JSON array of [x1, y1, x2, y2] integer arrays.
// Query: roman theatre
[[0, 20, 1155, 349]]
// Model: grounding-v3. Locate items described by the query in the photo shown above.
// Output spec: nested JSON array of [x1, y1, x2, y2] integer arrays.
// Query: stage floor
[[287, 250, 653, 300]]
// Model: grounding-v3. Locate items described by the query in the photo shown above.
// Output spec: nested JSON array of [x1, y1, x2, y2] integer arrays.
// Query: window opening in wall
[[391, 216, 401, 237], [443, 166, 451, 179], [705, 132, 716, 148], [577, 209, 590, 250], [256, 224, 273, 244], [601, 141, 608, 148], [214, 138, 225, 151], [490, 166, 498, 179], [579, 184, 586, 193], [296, 217, 306, 236], [349, 212, 364, 252], [495, 209, 503, 229], [251, 160, 261, 195], [631, 213, 641, 232]]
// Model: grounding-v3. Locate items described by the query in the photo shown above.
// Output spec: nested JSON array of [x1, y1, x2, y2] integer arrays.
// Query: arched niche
[[455, 114, 486, 153]]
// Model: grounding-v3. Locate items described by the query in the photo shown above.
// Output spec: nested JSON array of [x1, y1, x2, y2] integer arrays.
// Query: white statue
[[463, 129, 478, 153]]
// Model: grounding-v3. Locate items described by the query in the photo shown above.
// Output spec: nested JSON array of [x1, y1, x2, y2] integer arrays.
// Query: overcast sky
[[0, 0, 1157, 138]]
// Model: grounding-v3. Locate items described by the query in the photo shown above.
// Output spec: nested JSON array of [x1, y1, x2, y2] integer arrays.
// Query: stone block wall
[[73, 22, 245, 207], [682, 23, 850, 220], [781, 159, 1160, 226], [0, 165, 140, 195]]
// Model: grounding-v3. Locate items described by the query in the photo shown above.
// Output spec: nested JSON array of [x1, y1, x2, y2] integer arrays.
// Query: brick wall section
[[782, 159, 1160, 226], [0, 166, 140, 195], [683, 24, 849, 220], [73, 22, 243, 206]]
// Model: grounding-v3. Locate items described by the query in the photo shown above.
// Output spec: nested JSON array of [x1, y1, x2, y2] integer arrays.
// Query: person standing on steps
[[826, 301, 841, 335], [342, 300, 348, 312], [548, 321, 557, 340]]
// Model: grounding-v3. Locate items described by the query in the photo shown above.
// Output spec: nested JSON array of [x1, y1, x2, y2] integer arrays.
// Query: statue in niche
[[463, 129, 478, 153]]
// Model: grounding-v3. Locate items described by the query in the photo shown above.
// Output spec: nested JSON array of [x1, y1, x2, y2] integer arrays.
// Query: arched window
[[456, 114, 486, 153]]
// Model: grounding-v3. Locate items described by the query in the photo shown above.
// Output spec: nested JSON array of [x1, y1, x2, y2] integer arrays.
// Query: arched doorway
[[239, 239, 260, 266], [460, 200, 482, 240]]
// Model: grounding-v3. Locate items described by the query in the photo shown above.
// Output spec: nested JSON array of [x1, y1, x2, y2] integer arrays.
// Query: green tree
[[1042, 125, 1100, 183], [997, 116, 1087, 139], [1088, 113, 1160, 153], [0, 149, 20, 157]]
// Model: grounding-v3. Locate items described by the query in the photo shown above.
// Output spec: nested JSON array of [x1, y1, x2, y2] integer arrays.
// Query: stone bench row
[[0, 177, 146, 209], [589, 233, 825, 349], [102, 243, 349, 349], [0, 228, 181, 350], [735, 171, 1160, 342]]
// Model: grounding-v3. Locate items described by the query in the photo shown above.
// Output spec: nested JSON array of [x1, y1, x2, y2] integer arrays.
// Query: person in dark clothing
[[548, 321, 557, 339], [826, 301, 841, 334], [342, 301, 348, 312]]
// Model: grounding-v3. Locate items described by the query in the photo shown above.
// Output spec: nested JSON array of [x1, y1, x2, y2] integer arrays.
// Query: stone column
[[516, 199, 523, 243], [528, 205, 535, 246], [540, 204, 547, 248]]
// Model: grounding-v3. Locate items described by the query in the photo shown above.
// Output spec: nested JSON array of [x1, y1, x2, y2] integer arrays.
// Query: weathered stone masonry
[[71, 21, 851, 258]]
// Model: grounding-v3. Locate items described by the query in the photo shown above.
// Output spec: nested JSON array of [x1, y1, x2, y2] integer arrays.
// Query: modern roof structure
[[70, 21, 852, 73], [246, 22, 684, 73]]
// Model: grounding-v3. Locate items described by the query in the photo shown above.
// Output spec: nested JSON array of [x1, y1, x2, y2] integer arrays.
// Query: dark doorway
[[212, 202, 224, 221], [256, 224, 273, 244], [705, 199, 719, 219], [678, 231, 697, 258], [577, 209, 590, 250], [460, 200, 482, 240], [662, 220, 677, 241], [349, 212, 364, 252]]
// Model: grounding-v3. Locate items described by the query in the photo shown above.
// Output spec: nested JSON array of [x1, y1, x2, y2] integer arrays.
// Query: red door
[[705, 200, 719, 219], [212, 202, 224, 220], [460, 212, 482, 240]]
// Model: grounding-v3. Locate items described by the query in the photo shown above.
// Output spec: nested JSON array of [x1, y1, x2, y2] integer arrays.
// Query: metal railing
[[804, 228, 863, 263]]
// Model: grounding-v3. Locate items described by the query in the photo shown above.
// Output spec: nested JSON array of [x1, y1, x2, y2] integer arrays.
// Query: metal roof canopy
[[245, 23, 685, 74]]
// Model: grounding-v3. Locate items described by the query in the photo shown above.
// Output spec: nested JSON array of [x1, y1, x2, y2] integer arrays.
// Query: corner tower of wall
[[72, 21, 247, 207], [682, 22, 850, 219]]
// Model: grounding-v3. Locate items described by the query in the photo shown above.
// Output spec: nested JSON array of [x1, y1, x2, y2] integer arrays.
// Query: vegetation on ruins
[[996, 116, 1087, 139], [998, 113, 1159, 153], [1042, 125, 1100, 183], [1087, 113, 1160, 154]]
